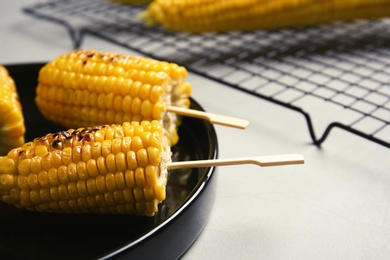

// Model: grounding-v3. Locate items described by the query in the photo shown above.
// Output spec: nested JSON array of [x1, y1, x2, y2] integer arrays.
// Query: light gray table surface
[[1, 1, 390, 259]]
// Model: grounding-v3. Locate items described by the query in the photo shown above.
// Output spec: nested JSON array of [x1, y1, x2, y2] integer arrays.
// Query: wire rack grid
[[23, 0, 390, 148]]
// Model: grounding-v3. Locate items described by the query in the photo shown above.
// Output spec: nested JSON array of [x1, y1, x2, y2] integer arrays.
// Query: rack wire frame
[[23, 0, 390, 148]]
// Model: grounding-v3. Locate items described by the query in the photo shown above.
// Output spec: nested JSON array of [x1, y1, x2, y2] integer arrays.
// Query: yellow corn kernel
[[17, 159, 31, 175], [17, 175, 28, 190], [67, 163, 79, 182], [105, 173, 117, 192], [145, 165, 158, 185], [58, 165, 69, 184], [135, 167, 146, 187], [116, 152, 127, 172], [141, 0, 390, 33], [36, 50, 192, 146], [136, 149, 149, 168], [0, 174, 14, 191], [0, 66, 25, 156], [77, 180, 89, 197], [113, 190, 126, 204], [50, 186, 60, 201], [111, 138, 122, 154], [115, 171, 126, 190], [27, 173, 39, 189], [0, 120, 171, 216], [38, 170, 50, 188], [62, 147, 73, 165], [86, 159, 99, 178], [154, 182, 166, 201], [106, 153, 117, 173], [124, 169, 136, 188], [97, 156, 108, 174], [40, 188, 51, 203]]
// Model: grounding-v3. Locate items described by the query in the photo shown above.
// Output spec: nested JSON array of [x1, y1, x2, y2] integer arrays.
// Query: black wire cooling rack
[[23, 0, 390, 148]]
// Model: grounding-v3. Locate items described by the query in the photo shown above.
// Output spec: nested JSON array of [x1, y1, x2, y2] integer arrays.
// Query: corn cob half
[[0, 120, 171, 216], [0, 65, 25, 156], [35, 50, 192, 146], [140, 0, 390, 33]]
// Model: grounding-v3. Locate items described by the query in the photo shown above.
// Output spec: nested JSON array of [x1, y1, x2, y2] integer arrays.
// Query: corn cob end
[[0, 65, 25, 156]]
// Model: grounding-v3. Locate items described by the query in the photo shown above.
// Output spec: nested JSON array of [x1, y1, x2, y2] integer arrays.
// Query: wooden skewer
[[167, 153, 304, 170], [167, 106, 250, 129]]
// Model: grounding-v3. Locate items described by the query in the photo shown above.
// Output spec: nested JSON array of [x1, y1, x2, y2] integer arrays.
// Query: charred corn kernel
[[0, 120, 171, 216], [36, 50, 192, 146], [141, 0, 390, 33], [0, 66, 25, 155]]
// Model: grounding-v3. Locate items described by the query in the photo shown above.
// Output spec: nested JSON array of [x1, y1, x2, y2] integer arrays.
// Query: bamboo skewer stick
[[167, 106, 250, 129], [167, 153, 304, 170]]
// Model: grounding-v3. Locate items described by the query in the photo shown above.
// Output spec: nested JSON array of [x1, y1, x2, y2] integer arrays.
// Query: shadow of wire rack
[[23, 0, 390, 149]]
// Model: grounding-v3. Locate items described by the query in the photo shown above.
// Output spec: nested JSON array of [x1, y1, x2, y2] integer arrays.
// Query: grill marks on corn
[[0, 121, 170, 216], [35, 50, 192, 146]]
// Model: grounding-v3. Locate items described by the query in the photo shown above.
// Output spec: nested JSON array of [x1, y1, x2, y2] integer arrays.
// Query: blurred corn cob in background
[[140, 0, 390, 33], [0, 66, 25, 156], [36, 50, 192, 146], [0, 120, 171, 216]]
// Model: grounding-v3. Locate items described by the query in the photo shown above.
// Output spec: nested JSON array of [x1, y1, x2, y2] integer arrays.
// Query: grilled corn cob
[[140, 0, 390, 33], [0, 66, 25, 156], [35, 50, 192, 146], [0, 120, 171, 216]]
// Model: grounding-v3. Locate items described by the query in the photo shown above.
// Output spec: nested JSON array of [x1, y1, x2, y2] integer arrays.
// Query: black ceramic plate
[[0, 63, 218, 260]]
